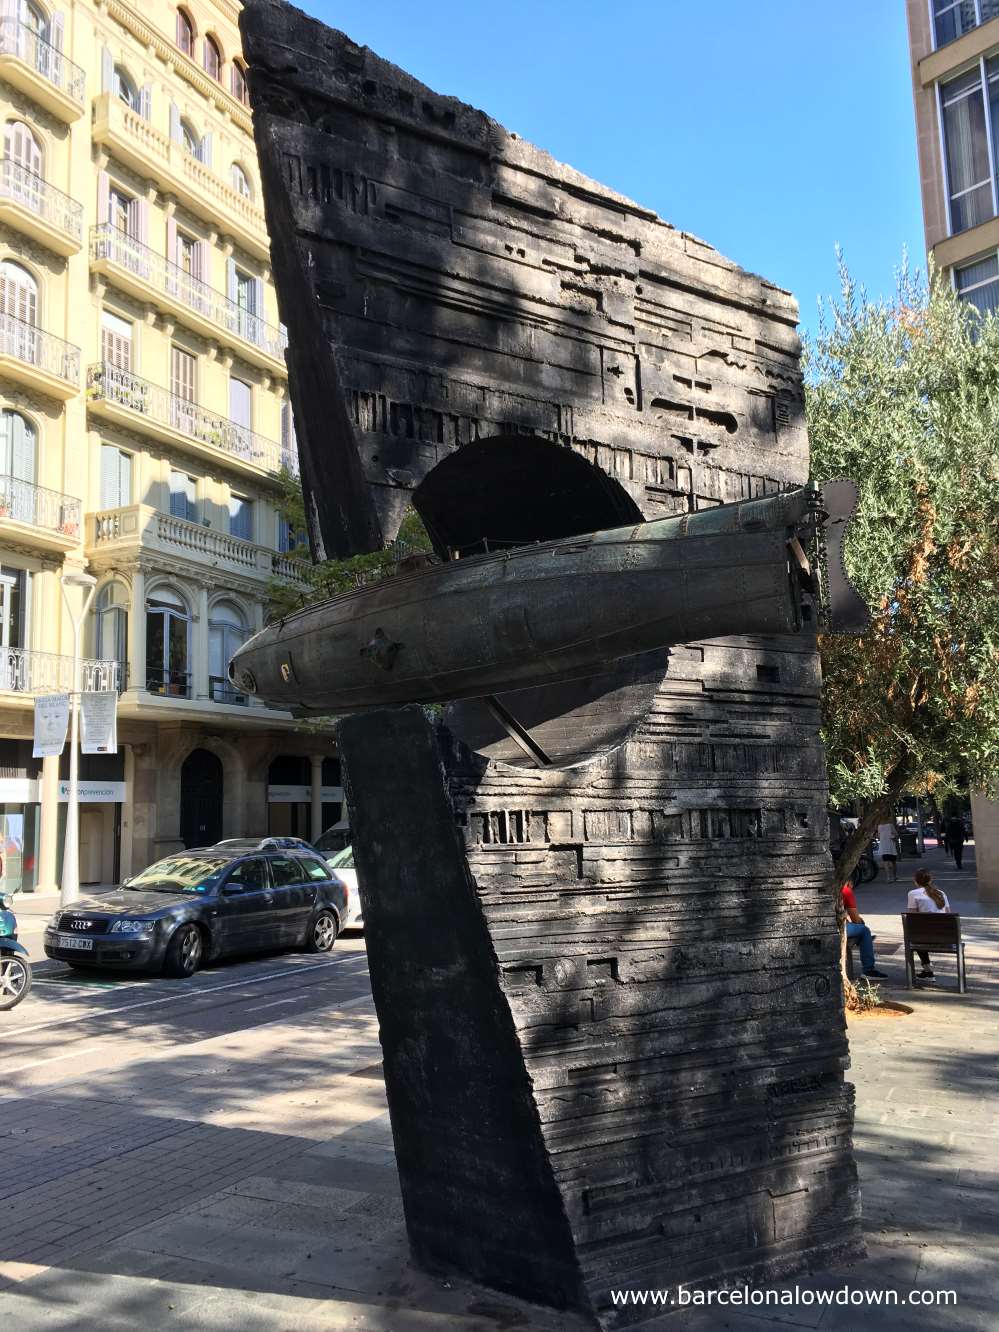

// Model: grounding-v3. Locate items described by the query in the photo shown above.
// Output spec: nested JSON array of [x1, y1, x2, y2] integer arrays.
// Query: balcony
[[86, 364, 291, 477], [0, 161, 82, 257], [0, 475, 81, 553], [0, 312, 79, 399], [86, 503, 307, 584], [91, 93, 270, 261], [90, 226, 287, 374], [0, 18, 85, 122], [0, 647, 120, 697]]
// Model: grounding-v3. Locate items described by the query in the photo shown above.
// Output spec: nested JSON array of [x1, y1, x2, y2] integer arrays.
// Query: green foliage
[[806, 257, 999, 817], [267, 466, 434, 619]]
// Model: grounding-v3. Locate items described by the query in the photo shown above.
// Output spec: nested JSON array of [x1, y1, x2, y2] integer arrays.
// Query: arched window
[[0, 260, 38, 326], [145, 585, 190, 696], [23, 1, 49, 41], [231, 60, 248, 105], [93, 580, 128, 676], [209, 600, 248, 703], [113, 65, 138, 110], [0, 409, 37, 523], [203, 34, 222, 82], [4, 120, 43, 178], [176, 7, 194, 57], [230, 162, 251, 198], [180, 119, 202, 161]]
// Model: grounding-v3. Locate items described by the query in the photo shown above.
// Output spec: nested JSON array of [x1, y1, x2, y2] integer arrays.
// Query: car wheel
[[305, 910, 338, 954], [0, 954, 31, 1009], [164, 924, 204, 978]]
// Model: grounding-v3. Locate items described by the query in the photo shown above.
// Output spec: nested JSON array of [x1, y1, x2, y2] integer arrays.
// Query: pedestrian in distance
[[842, 879, 887, 979], [945, 815, 966, 870], [878, 818, 900, 883], [906, 868, 951, 980]]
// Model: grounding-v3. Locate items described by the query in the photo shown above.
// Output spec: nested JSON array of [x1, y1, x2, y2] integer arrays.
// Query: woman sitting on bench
[[906, 869, 951, 980]]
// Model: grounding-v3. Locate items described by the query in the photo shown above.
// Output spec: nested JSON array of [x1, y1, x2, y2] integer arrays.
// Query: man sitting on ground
[[842, 879, 887, 978]]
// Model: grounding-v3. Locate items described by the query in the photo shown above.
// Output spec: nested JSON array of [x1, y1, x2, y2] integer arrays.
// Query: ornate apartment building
[[0, 0, 340, 891]]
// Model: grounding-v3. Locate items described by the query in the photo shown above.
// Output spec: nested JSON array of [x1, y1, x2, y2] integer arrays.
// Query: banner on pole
[[80, 690, 118, 755], [33, 693, 69, 758]]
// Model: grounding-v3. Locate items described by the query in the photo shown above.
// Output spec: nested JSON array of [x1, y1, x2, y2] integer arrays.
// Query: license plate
[[55, 934, 94, 950]]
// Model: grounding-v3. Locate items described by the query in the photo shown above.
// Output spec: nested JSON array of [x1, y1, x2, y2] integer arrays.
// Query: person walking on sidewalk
[[878, 819, 900, 882], [906, 869, 951, 980], [842, 880, 887, 978], [945, 816, 966, 870]]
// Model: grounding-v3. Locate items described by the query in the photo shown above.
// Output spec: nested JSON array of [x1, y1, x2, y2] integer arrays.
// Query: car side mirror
[[220, 883, 245, 896]]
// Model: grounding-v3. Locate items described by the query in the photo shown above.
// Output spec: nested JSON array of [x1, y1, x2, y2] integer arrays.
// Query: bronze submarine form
[[229, 483, 865, 716]]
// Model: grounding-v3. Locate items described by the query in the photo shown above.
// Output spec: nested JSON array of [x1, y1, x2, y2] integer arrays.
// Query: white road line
[[336, 993, 376, 1010], [9, 1045, 104, 1073], [3, 953, 369, 1037], [244, 996, 301, 1013]]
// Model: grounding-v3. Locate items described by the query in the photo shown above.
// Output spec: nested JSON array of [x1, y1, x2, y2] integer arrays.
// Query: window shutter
[[10, 411, 34, 484], [139, 84, 152, 119], [0, 412, 11, 476], [100, 446, 118, 507], [101, 46, 114, 93], [252, 277, 263, 319], [226, 258, 237, 304], [50, 10, 64, 50], [200, 132, 212, 167], [169, 101, 182, 143], [97, 170, 109, 225], [193, 240, 206, 285], [136, 197, 148, 246], [166, 215, 177, 265]]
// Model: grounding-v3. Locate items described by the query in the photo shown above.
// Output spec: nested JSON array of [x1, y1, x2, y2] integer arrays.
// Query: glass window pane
[[935, 0, 978, 45], [270, 856, 301, 887], [956, 253, 999, 288], [227, 858, 267, 889], [943, 72, 994, 233]]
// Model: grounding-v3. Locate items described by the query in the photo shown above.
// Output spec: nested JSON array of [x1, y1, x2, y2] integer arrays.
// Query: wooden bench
[[902, 912, 967, 993]]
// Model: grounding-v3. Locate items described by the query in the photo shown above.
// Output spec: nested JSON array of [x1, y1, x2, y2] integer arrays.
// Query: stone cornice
[[106, 0, 253, 136]]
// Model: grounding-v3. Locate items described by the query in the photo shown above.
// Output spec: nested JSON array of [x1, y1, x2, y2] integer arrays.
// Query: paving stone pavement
[[0, 848, 995, 1328]]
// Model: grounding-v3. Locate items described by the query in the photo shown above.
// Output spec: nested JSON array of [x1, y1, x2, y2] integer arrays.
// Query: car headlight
[[110, 919, 153, 935], [47, 912, 62, 930]]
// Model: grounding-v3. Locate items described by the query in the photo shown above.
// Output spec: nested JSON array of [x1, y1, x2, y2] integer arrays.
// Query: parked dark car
[[44, 849, 348, 978]]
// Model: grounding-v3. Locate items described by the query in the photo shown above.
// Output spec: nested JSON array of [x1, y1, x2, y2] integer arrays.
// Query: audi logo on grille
[[70, 919, 92, 930]]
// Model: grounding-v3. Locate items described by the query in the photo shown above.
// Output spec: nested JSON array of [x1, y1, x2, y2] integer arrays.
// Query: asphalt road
[[2, 926, 372, 1096]]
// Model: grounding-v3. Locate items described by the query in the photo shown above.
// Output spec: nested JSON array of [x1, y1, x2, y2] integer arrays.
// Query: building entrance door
[[180, 748, 223, 848]]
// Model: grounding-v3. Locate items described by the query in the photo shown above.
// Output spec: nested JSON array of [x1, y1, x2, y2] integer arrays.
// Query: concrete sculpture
[[238, 2, 866, 1322]]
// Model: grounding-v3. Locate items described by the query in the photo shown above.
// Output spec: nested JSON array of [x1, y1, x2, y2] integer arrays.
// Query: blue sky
[[302, 0, 923, 341]]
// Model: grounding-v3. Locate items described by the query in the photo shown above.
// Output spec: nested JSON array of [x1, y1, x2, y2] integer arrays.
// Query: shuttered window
[[101, 311, 132, 370], [170, 346, 196, 402], [169, 470, 196, 521], [100, 445, 132, 509], [228, 494, 252, 541]]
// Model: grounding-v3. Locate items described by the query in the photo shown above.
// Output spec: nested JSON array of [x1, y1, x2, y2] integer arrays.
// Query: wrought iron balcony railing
[[0, 17, 85, 106], [0, 160, 83, 241], [0, 648, 120, 695], [209, 675, 247, 706], [0, 473, 80, 537], [87, 362, 289, 473], [145, 667, 192, 699], [0, 311, 79, 385], [90, 225, 287, 361]]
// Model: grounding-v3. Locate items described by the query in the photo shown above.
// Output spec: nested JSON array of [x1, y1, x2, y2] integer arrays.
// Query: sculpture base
[[339, 706, 863, 1328]]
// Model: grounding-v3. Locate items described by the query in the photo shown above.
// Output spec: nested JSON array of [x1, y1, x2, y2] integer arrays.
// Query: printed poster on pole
[[33, 693, 69, 758], [80, 690, 118, 755]]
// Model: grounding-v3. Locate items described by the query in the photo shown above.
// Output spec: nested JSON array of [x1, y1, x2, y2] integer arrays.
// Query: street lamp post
[[60, 571, 97, 908]]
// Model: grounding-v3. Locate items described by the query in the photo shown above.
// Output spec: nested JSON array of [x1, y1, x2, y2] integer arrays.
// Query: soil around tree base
[[847, 1000, 914, 1020]]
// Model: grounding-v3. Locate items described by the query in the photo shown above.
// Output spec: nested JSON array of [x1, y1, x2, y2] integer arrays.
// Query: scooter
[[0, 893, 31, 1009]]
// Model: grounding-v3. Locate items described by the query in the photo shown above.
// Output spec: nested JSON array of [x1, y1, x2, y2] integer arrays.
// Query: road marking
[[337, 993, 376, 1010], [3, 952, 369, 1037], [9, 1045, 104, 1073], [244, 996, 301, 1013]]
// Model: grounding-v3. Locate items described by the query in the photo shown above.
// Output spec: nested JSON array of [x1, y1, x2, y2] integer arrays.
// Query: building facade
[[907, 0, 999, 307], [0, 0, 339, 891]]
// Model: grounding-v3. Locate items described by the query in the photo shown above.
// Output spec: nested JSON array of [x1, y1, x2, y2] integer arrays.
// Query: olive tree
[[806, 260, 999, 886]]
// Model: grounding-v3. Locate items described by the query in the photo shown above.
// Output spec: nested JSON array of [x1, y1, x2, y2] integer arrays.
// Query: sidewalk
[[0, 849, 995, 1329]]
